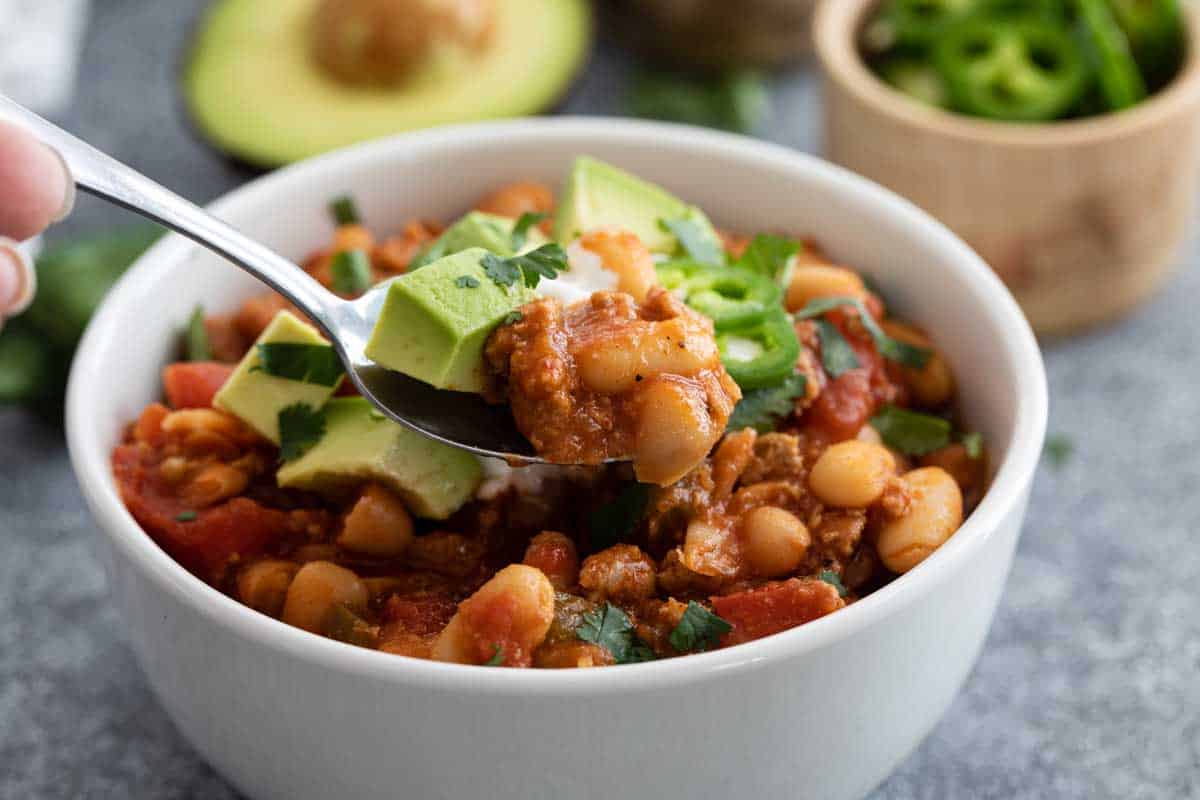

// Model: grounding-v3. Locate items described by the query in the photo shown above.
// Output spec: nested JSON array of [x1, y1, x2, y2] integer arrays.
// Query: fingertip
[[0, 239, 36, 317], [0, 120, 72, 240]]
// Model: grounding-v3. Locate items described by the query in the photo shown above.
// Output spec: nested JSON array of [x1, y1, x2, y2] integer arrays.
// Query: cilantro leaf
[[174, 511, 198, 522], [870, 405, 952, 456], [960, 431, 984, 460], [331, 250, 372, 295], [510, 212, 547, 250], [408, 237, 449, 271], [727, 373, 807, 433], [818, 569, 848, 598], [668, 601, 732, 653], [185, 305, 211, 362], [627, 69, 769, 134], [588, 483, 651, 551], [484, 644, 504, 666], [1044, 434, 1073, 470], [455, 275, 481, 289], [816, 319, 860, 377], [794, 296, 932, 369], [328, 195, 360, 227], [277, 403, 326, 462], [501, 311, 524, 326], [576, 602, 656, 664], [658, 216, 724, 267], [481, 244, 568, 289], [253, 343, 344, 387], [733, 234, 800, 281]]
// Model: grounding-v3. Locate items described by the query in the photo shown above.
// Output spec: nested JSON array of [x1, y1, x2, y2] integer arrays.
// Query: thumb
[[0, 239, 36, 322], [0, 120, 74, 241]]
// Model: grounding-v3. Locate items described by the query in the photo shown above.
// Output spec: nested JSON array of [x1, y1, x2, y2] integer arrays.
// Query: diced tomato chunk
[[804, 369, 875, 442], [711, 579, 844, 647], [162, 362, 235, 409], [112, 444, 292, 582]]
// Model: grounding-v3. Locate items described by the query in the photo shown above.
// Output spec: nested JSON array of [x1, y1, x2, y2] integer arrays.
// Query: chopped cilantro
[[455, 275, 481, 289], [510, 212, 547, 250], [253, 343, 343, 387], [1044, 434, 1073, 469], [328, 195, 360, 227], [795, 296, 932, 369], [627, 68, 769, 134], [658, 216, 724, 267], [576, 602, 656, 664], [733, 234, 800, 282], [501, 311, 524, 326], [816, 319, 860, 377], [484, 644, 504, 666], [277, 403, 326, 462], [961, 431, 984, 460], [408, 237, 449, 271], [818, 569, 848, 598], [185, 305, 211, 362], [174, 511, 198, 522], [870, 405, 952, 456], [588, 483, 651, 550], [480, 244, 568, 289], [331, 250, 371, 295], [668, 601, 732, 653], [727, 373, 807, 433]]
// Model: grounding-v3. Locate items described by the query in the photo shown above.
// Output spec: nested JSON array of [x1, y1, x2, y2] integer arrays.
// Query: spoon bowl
[[0, 94, 543, 462]]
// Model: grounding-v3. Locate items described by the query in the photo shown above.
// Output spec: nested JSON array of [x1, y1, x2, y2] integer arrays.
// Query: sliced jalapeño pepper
[[716, 309, 801, 391], [977, 0, 1068, 21], [934, 17, 1090, 121], [879, 58, 951, 107], [862, 0, 976, 54], [1077, 0, 1148, 110], [656, 260, 783, 331], [1106, 0, 1185, 90]]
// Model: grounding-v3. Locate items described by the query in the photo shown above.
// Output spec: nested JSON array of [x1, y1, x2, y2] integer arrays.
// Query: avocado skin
[[181, 0, 594, 168]]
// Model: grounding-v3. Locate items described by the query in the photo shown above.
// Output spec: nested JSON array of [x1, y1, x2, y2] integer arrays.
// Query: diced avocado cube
[[364, 247, 534, 393], [213, 310, 339, 443], [276, 397, 482, 519], [554, 156, 721, 255], [432, 211, 548, 259]]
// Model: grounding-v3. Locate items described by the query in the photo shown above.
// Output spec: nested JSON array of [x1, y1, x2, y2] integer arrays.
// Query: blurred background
[[1, 1, 1197, 798]]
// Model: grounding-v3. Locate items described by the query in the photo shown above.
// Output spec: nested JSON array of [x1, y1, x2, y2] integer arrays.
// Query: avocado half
[[183, 0, 592, 167]]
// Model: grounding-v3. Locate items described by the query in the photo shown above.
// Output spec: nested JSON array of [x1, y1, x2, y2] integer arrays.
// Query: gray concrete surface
[[1, 1, 1197, 797]]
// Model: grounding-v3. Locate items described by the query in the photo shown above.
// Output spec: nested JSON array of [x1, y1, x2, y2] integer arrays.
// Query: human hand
[[0, 119, 74, 327]]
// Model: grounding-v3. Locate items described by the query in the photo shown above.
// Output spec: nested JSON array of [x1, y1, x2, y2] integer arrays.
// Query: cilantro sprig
[[727, 373, 807, 433], [869, 405, 952, 456], [576, 602, 655, 664], [510, 212, 547, 250], [795, 296, 932, 369], [818, 569, 848, 598], [815, 319, 860, 377], [668, 601, 732, 653], [455, 275, 481, 289], [480, 244, 569, 289], [658, 216, 724, 266], [328, 195, 360, 227], [961, 431, 984, 460], [733, 234, 800, 282], [588, 483, 651, 551], [331, 250, 371, 295], [253, 343, 344, 387], [484, 644, 505, 666], [277, 403, 326, 462], [185, 305, 211, 362]]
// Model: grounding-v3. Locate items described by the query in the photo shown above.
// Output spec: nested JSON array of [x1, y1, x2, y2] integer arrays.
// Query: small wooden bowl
[[814, 0, 1200, 335]]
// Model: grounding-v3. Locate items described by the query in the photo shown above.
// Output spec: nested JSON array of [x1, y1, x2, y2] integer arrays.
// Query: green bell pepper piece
[[1077, 0, 1148, 110], [934, 17, 1090, 120], [716, 309, 801, 391], [656, 260, 783, 332]]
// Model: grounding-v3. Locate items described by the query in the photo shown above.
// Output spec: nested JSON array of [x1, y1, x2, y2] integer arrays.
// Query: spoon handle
[[0, 94, 340, 333]]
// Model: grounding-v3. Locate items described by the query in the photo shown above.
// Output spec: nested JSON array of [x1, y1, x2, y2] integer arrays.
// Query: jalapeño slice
[[656, 260, 783, 331], [716, 309, 801, 391], [1077, 0, 1148, 110], [934, 17, 1090, 121]]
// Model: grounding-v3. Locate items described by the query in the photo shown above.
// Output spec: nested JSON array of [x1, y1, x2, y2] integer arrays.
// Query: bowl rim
[[65, 117, 1048, 697], [813, 0, 1200, 148]]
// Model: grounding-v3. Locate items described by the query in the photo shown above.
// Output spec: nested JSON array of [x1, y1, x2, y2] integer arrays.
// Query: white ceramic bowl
[[66, 119, 1047, 800]]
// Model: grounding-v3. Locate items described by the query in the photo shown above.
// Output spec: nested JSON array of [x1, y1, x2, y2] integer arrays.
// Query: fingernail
[[0, 239, 36, 316], [42, 144, 75, 223]]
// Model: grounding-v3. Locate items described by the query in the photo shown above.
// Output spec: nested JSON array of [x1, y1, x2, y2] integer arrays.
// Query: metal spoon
[[1, 95, 541, 461]]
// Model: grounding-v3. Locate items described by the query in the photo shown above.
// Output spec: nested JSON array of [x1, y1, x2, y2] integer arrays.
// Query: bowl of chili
[[65, 119, 1046, 800], [814, 0, 1200, 334]]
